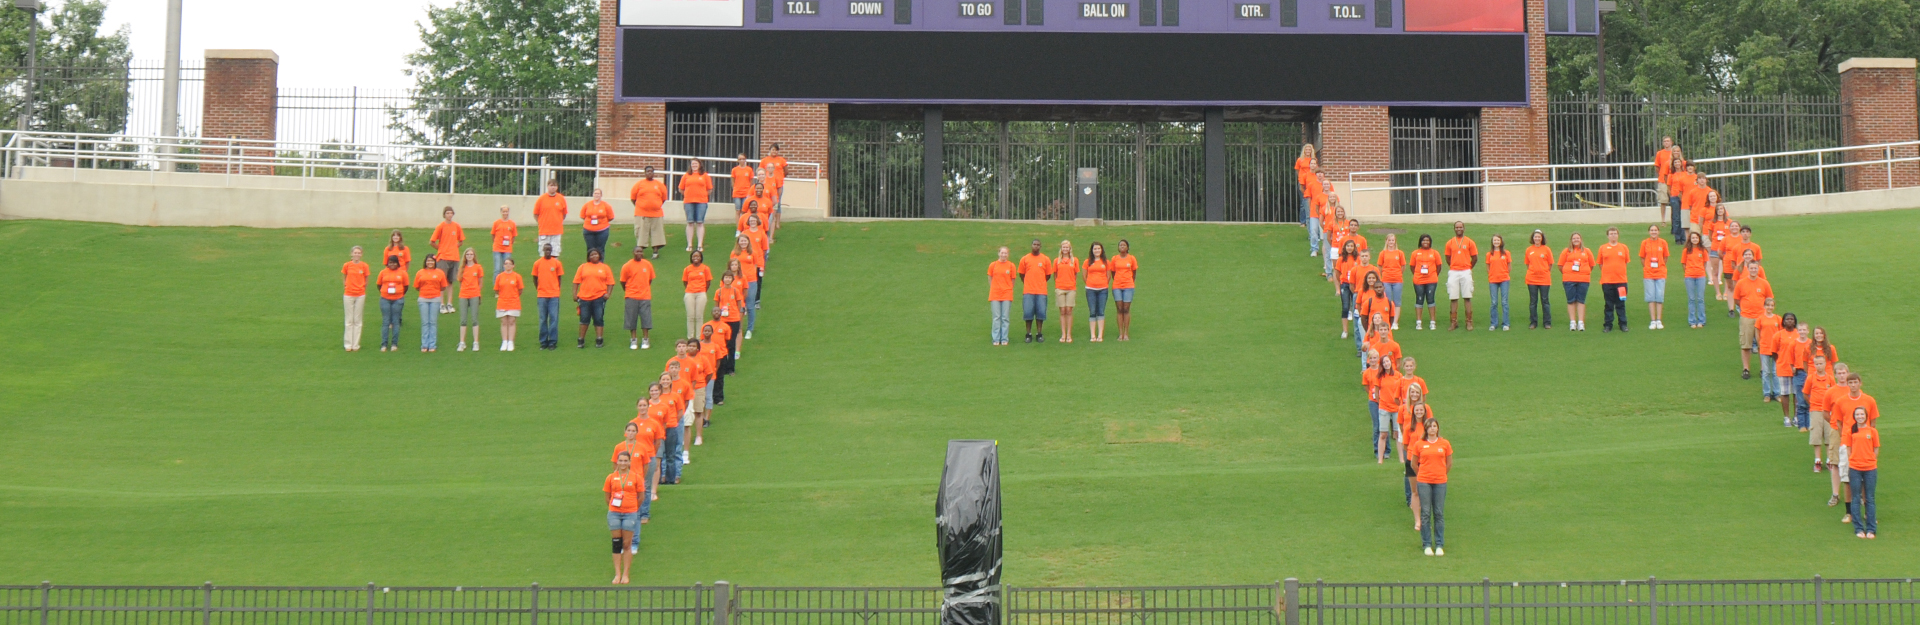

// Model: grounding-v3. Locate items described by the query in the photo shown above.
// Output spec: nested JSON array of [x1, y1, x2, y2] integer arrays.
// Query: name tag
[[1572, 262, 1581, 271], [590, 218, 600, 226], [1652, 260, 1660, 268], [1419, 267, 1428, 274], [388, 286, 398, 294], [611, 495, 623, 507]]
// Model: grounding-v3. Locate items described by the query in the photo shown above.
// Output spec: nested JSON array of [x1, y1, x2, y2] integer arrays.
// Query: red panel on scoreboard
[[1404, 0, 1524, 32]]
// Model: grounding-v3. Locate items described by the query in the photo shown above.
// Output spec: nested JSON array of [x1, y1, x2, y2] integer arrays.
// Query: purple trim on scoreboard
[[616, 0, 1468, 33], [612, 95, 1531, 106]]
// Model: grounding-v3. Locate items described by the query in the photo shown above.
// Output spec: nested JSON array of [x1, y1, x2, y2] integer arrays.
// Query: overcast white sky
[[101, 0, 451, 89]]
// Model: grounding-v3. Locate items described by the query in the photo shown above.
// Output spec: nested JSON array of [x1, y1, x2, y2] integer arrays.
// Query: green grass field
[[0, 210, 1914, 587]]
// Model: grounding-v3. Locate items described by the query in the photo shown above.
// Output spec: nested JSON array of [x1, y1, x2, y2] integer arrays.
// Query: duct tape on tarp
[[937, 440, 1001, 625]]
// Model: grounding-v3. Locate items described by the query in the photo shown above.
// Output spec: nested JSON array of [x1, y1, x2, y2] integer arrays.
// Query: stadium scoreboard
[[617, 0, 1545, 105]]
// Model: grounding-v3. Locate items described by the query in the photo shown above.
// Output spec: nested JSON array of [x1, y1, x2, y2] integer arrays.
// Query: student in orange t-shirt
[[1297, 146, 1321, 255], [1782, 323, 1815, 429], [1016, 239, 1056, 343], [714, 270, 745, 357], [1558, 232, 1596, 331], [1111, 239, 1139, 341], [413, 256, 449, 352], [729, 153, 755, 215], [533, 179, 569, 259], [1704, 205, 1732, 299], [429, 206, 465, 314], [1052, 240, 1081, 343], [682, 251, 713, 338], [1407, 234, 1442, 330], [700, 319, 733, 404], [342, 246, 370, 352], [1377, 234, 1407, 329], [1842, 403, 1880, 538], [1367, 353, 1397, 463], [532, 243, 566, 350], [383, 230, 413, 272], [1411, 419, 1454, 556], [1595, 227, 1632, 332], [1441, 222, 1479, 331], [493, 257, 524, 351], [604, 451, 642, 584], [490, 205, 517, 274], [1732, 261, 1772, 378], [1335, 239, 1361, 339], [1484, 234, 1512, 331], [620, 247, 657, 350], [572, 249, 615, 348], [580, 188, 616, 258], [630, 167, 670, 258], [375, 255, 410, 352], [1637, 224, 1671, 330], [988, 246, 1016, 346], [678, 160, 714, 251], [1755, 299, 1783, 400], [1522, 230, 1554, 329], [1400, 396, 1433, 531], [1679, 231, 1709, 328], [1767, 312, 1802, 422], [726, 236, 763, 340], [456, 248, 486, 352]]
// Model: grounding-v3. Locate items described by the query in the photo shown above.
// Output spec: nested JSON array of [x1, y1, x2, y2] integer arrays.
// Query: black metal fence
[[0, 62, 203, 138], [7, 579, 1917, 625]]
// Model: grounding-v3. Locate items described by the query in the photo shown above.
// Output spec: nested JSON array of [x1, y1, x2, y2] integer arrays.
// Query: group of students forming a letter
[[1290, 137, 1886, 554], [986, 238, 1141, 345]]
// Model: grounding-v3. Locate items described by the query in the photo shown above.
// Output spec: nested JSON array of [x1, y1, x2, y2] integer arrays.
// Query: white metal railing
[[1345, 140, 1920, 213], [0, 130, 822, 208]]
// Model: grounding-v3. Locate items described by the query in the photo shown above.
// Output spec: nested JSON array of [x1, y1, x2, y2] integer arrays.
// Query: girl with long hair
[[1083, 242, 1111, 342]]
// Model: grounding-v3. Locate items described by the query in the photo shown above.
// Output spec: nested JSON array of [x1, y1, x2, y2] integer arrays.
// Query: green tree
[[1, 0, 133, 133]]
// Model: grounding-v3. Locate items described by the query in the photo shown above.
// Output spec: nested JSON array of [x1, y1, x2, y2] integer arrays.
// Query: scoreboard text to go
[[959, 1, 994, 15]]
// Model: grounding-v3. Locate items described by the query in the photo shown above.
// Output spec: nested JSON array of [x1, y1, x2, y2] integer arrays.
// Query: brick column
[[1479, 0, 1548, 184], [596, 0, 666, 177], [1321, 105, 1391, 216], [761, 103, 830, 180], [201, 49, 278, 176], [1839, 58, 1919, 191]]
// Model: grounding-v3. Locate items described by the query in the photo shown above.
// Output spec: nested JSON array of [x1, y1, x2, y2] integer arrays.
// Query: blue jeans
[[417, 297, 439, 349], [1684, 277, 1707, 326], [1305, 212, 1321, 253], [745, 281, 762, 332], [1669, 195, 1684, 240], [583, 228, 609, 257], [379, 297, 405, 347], [1487, 281, 1511, 327], [1528, 284, 1553, 327], [537, 297, 560, 347], [1384, 282, 1403, 308], [1791, 370, 1810, 427], [1417, 482, 1447, 548], [990, 300, 1011, 343], [639, 459, 657, 519], [1086, 288, 1109, 319], [1367, 401, 1381, 449], [1850, 468, 1878, 534], [1760, 355, 1778, 397], [1022, 293, 1048, 321], [1322, 239, 1335, 275], [1351, 313, 1367, 356], [661, 426, 683, 483], [493, 251, 511, 275]]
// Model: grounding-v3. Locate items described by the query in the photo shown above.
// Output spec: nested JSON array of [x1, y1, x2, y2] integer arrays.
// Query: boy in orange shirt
[[532, 243, 566, 350], [620, 247, 657, 350], [429, 206, 464, 314], [1776, 320, 1811, 428], [1731, 261, 1772, 377], [1016, 239, 1055, 343], [1596, 227, 1631, 333], [533, 179, 568, 259], [630, 167, 670, 258], [1755, 299, 1783, 402], [342, 246, 370, 352]]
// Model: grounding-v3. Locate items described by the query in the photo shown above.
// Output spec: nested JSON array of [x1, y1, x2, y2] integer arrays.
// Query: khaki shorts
[[1446, 270, 1474, 300], [1738, 316, 1757, 348], [1809, 412, 1833, 446], [635, 217, 668, 248], [1055, 289, 1075, 305]]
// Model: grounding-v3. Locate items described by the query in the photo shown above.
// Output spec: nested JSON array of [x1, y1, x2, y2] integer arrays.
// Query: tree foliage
[[1546, 0, 1920, 96], [1, 0, 133, 133]]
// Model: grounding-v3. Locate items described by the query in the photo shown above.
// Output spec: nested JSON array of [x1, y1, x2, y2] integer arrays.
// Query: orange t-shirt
[[647, 401, 676, 434], [1681, 246, 1708, 278], [703, 319, 733, 351], [342, 261, 370, 297], [532, 257, 565, 298], [377, 268, 410, 300], [1362, 368, 1380, 402], [715, 282, 745, 322], [580, 199, 615, 232], [1369, 336, 1402, 368], [1639, 239, 1670, 280], [430, 222, 465, 261], [1558, 247, 1594, 283], [1399, 404, 1434, 449], [382, 244, 412, 269], [1755, 314, 1782, 355], [764, 155, 789, 187], [1017, 254, 1054, 295], [1053, 257, 1081, 290], [1377, 250, 1406, 284], [1412, 437, 1453, 484], [1443, 236, 1478, 271], [572, 261, 615, 300], [678, 173, 713, 203], [1523, 244, 1554, 286], [630, 179, 668, 218], [1732, 277, 1772, 319], [1084, 259, 1110, 289], [1376, 371, 1405, 413], [1780, 336, 1811, 372], [988, 260, 1016, 301], [533, 193, 568, 236], [490, 219, 517, 253], [494, 272, 524, 310], [683, 264, 713, 294], [1597, 242, 1630, 284], [620, 259, 655, 300], [1845, 426, 1880, 471], [1803, 369, 1838, 411], [1485, 249, 1512, 283], [413, 268, 449, 299], [1823, 387, 1853, 429], [1408, 248, 1441, 285], [730, 166, 755, 199], [692, 351, 718, 388], [459, 263, 485, 299], [604, 471, 642, 513], [1110, 254, 1139, 289], [1669, 170, 1696, 199], [1653, 148, 1674, 184], [614, 433, 658, 467], [731, 249, 762, 284], [1832, 392, 1880, 428], [1357, 290, 1394, 327]]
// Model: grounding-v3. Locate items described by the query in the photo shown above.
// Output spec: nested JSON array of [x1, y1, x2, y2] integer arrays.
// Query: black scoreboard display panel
[[616, 0, 1530, 105]]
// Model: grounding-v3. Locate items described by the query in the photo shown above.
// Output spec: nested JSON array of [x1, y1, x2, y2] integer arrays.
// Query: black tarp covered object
[[937, 440, 1001, 625]]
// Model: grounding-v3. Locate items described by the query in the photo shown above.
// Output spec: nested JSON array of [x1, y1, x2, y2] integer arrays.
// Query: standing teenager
[[1335, 240, 1360, 339], [682, 251, 712, 338], [1412, 419, 1453, 556], [532, 244, 566, 350], [604, 451, 642, 584], [494, 258, 523, 351], [342, 246, 369, 351], [456, 247, 485, 352], [1596, 227, 1631, 333], [533, 179, 568, 259], [987, 246, 1014, 346], [1400, 397, 1433, 531], [580, 188, 616, 258], [1732, 261, 1772, 379], [1805, 352, 1838, 474], [1639, 224, 1670, 329], [572, 248, 615, 348], [413, 256, 449, 352], [383, 230, 412, 272], [1297, 146, 1319, 253], [1666, 156, 1694, 242], [1485, 234, 1512, 331], [1756, 298, 1783, 401], [1408, 234, 1441, 330], [1442, 221, 1478, 331], [1774, 315, 1808, 427], [1378, 234, 1406, 329], [1017, 239, 1055, 343], [1680, 231, 1708, 328], [1653, 136, 1676, 207], [1083, 242, 1112, 342], [1558, 233, 1595, 331], [1844, 407, 1879, 539], [1705, 205, 1731, 301], [376, 255, 409, 352], [1111, 239, 1139, 341], [429, 207, 464, 314], [1523, 230, 1553, 329], [1053, 240, 1081, 343], [630, 167, 669, 259], [730, 235, 762, 339], [621, 247, 657, 350], [678, 160, 713, 251], [763, 144, 789, 231], [730, 154, 754, 225], [490, 205, 516, 274]]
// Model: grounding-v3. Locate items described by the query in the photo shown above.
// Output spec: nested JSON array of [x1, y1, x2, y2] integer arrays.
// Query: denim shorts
[[684, 202, 709, 223], [579, 296, 607, 326], [1022, 293, 1049, 321], [607, 510, 640, 532], [1114, 288, 1135, 303], [1563, 281, 1590, 303], [1643, 278, 1666, 303], [1413, 283, 1437, 307]]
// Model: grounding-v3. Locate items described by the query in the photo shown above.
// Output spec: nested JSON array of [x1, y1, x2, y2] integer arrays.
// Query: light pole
[[160, 0, 183, 170], [14, 0, 42, 132], [1594, 0, 1617, 159]]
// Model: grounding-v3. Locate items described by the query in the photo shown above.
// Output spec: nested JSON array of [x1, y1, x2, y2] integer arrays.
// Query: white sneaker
[[745, 330, 753, 340], [1503, 325, 1510, 331], [1434, 547, 1445, 556], [631, 338, 639, 350], [1414, 321, 1423, 330], [680, 451, 690, 464], [456, 342, 466, 352], [1423, 547, 1435, 556], [1391, 322, 1399, 330], [694, 436, 703, 446], [1341, 331, 1349, 339], [641, 338, 650, 349], [500, 342, 508, 351], [1649, 321, 1657, 330]]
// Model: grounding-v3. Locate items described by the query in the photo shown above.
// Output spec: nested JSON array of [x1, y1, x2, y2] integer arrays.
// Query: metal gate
[[667, 105, 760, 199], [830, 120, 926, 218], [1390, 113, 1480, 214], [1226, 122, 1309, 222]]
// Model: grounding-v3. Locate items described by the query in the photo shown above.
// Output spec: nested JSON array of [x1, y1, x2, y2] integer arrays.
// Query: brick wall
[[1479, 0, 1549, 183], [1321, 105, 1390, 176], [761, 103, 830, 179], [596, 0, 666, 175], [202, 50, 278, 176], [1839, 58, 1920, 191]]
